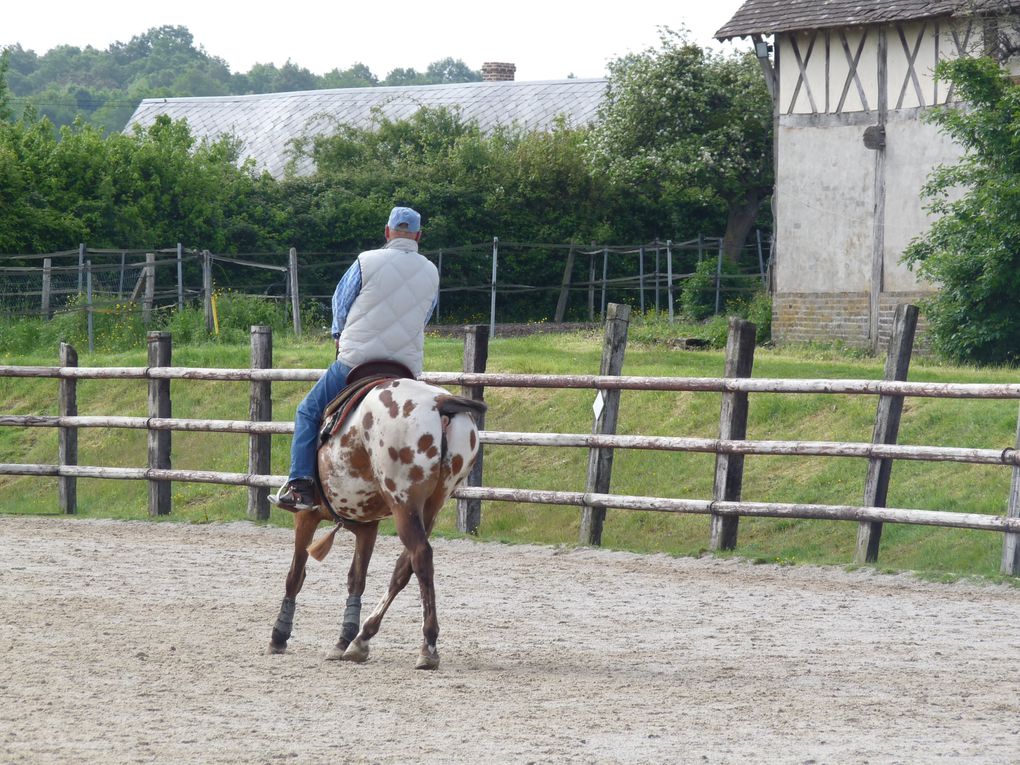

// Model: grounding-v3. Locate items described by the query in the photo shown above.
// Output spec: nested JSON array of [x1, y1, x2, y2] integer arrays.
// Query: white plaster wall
[[881, 115, 965, 292], [775, 123, 875, 293]]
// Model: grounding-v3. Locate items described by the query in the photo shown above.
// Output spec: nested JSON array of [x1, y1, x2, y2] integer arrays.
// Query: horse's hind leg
[[268, 510, 322, 654], [343, 496, 443, 668], [325, 520, 378, 661]]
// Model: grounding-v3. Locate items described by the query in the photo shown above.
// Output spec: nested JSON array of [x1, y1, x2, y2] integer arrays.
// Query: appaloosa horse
[[268, 376, 485, 670]]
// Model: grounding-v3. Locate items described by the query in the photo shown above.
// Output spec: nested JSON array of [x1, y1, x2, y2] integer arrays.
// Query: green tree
[[587, 28, 773, 262], [424, 58, 481, 84], [902, 56, 1020, 364], [0, 50, 13, 122], [321, 63, 379, 89]]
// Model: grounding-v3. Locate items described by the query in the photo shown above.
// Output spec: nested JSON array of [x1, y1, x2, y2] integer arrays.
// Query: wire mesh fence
[[0, 232, 773, 333]]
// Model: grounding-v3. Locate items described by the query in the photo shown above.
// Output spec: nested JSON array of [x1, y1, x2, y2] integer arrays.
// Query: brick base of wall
[[773, 291, 931, 352]]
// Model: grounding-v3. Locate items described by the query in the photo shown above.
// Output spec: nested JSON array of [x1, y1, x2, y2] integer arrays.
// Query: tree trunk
[[722, 188, 769, 264]]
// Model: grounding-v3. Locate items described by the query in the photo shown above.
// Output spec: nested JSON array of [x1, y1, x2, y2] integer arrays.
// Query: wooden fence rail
[[1, 313, 1019, 575]]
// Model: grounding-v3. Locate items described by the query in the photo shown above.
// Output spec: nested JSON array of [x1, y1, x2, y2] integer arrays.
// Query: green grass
[[2, 327, 1019, 582]]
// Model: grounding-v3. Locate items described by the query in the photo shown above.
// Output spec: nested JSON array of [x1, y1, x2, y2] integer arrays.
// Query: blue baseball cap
[[387, 206, 421, 233]]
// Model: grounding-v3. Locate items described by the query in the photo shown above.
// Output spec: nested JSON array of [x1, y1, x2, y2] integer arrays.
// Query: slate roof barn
[[716, 0, 1013, 350], [127, 78, 608, 178]]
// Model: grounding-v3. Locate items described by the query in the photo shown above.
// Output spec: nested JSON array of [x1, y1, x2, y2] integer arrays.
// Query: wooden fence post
[[58, 342, 78, 514], [709, 317, 757, 551], [1001, 406, 1020, 576], [202, 250, 214, 333], [855, 304, 918, 564], [147, 332, 172, 516], [554, 245, 575, 323], [580, 302, 631, 546], [143, 252, 155, 325], [41, 258, 52, 319], [248, 326, 273, 521], [288, 248, 301, 338], [457, 325, 490, 534]]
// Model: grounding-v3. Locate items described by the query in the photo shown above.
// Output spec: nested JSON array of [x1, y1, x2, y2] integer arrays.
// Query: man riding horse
[[273, 206, 439, 512]]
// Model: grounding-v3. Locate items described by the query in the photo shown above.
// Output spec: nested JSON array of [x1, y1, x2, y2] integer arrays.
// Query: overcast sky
[[4, 0, 749, 81]]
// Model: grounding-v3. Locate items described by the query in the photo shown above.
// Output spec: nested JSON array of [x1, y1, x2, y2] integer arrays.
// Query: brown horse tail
[[435, 394, 487, 419], [307, 522, 342, 562]]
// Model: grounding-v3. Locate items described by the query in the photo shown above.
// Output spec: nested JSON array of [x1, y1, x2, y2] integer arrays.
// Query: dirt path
[[1, 516, 1018, 764]]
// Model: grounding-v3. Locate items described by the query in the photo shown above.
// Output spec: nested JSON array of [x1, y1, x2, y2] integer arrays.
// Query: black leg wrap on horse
[[272, 596, 296, 644], [341, 595, 362, 643]]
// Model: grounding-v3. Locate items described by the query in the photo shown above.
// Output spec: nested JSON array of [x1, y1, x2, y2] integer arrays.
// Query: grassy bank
[[1, 329, 1018, 581]]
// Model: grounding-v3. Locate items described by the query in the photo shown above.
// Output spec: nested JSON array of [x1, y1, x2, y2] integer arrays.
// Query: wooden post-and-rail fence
[[1, 307, 1020, 575]]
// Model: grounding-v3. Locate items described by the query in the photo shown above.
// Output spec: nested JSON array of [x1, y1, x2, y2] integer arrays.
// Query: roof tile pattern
[[127, 79, 607, 178], [715, 0, 974, 38]]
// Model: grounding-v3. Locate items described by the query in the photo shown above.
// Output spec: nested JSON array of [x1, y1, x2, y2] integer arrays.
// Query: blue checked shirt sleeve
[[425, 293, 438, 326], [331, 261, 362, 337]]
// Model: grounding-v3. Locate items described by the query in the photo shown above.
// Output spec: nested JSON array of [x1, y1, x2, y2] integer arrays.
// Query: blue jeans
[[289, 359, 353, 481]]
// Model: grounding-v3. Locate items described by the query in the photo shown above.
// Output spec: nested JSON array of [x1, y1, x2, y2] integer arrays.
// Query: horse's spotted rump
[[318, 378, 483, 525]]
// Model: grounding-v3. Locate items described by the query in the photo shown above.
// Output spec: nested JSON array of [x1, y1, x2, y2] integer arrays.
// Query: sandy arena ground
[[1, 515, 1018, 764]]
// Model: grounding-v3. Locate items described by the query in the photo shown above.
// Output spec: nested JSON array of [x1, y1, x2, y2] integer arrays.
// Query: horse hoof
[[267, 642, 287, 655], [342, 638, 370, 663], [415, 648, 440, 671]]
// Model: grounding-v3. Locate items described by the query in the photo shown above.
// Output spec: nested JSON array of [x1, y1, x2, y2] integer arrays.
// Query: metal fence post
[[638, 246, 645, 313], [86, 261, 94, 354], [41, 258, 52, 319], [580, 303, 631, 546], [147, 332, 172, 516], [143, 253, 155, 325], [600, 246, 608, 319], [457, 325, 489, 534], [666, 240, 674, 324], [58, 342, 78, 514], [289, 248, 301, 338], [710, 318, 757, 551], [855, 304, 918, 563], [715, 239, 724, 316], [203, 250, 213, 333], [177, 243, 184, 311], [488, 238, 498, 338], [248, 326, 273, 521]]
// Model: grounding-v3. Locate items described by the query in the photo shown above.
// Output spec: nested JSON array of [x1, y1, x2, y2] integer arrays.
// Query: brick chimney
[[481, 62, 517, 82]]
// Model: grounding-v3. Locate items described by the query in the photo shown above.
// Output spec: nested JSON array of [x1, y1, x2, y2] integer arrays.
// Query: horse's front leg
[[268, 510, 322, 654], [326, 520, 379, 660]]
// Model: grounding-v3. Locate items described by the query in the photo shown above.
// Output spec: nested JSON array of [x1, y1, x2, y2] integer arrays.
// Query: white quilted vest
[[336, 239, 438, 376]]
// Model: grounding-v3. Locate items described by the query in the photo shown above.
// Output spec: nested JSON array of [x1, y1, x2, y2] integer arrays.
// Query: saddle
[[318, 359, 415, 444]]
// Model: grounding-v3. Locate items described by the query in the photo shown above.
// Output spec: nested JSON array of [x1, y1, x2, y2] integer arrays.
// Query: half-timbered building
[[717, 0, 1017, 349]]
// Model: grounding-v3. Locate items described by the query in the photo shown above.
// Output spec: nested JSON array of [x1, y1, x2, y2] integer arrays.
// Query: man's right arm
[[331, 260, 363, 339]]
